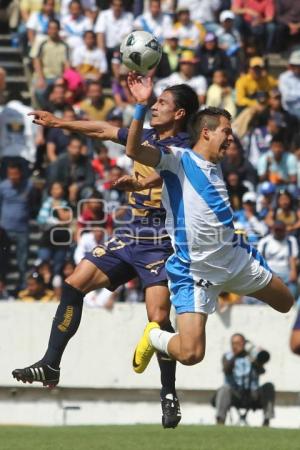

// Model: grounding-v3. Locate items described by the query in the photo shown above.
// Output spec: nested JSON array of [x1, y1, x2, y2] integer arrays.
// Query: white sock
[[149, 329, 177, 356]]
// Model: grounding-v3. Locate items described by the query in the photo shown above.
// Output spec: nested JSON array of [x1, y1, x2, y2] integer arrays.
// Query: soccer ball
[[120, 31, 162, 75]]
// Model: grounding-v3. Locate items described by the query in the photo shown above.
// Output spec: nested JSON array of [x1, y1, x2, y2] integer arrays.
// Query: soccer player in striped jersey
[[12, 83, 199, 428], [125, 72, 294, 373]]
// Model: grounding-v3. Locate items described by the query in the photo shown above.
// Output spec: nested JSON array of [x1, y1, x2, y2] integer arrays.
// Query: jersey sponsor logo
[[92, 246, 106, 257]]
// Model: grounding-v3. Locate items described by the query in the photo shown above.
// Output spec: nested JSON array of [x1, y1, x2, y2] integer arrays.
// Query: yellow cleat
[[133, 322, 160, 373]]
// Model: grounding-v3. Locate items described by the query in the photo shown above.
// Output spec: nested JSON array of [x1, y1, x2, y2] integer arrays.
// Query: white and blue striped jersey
[[155, 146, 246, 283]]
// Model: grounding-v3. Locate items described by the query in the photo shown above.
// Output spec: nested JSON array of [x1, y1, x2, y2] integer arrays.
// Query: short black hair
[[188, 106, 232, 146], [271, 132, 285, 145], [69, 133, 83, 144], [163, 84, 199, 130], [48, 18, 60, 29]]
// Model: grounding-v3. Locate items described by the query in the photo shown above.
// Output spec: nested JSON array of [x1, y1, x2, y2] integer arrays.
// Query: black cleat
[[12, 361, 60, 388], [161, 393, 182, 428]]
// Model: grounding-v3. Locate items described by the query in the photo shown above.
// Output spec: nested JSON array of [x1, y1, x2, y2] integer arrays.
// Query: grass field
[[1, 425, 300, 450]]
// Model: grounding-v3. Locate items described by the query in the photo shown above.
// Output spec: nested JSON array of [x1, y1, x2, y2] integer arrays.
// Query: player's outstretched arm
[[126, 72, 161, 167], [28, 111, 120, 141], [113, 172, 163, 191]]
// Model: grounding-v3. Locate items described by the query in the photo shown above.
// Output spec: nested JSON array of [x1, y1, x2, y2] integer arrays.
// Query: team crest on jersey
[[92, 246, 106, 257]]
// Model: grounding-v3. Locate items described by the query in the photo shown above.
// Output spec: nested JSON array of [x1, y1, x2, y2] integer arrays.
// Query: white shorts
[[166, 243, 272, 315]]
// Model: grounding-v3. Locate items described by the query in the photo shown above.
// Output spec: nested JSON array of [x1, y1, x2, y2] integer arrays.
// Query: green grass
[[1, 425, 300, 450]]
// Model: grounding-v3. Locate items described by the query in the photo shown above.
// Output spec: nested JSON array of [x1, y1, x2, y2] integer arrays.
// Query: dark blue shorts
[[84, 235, 173, 290], [293, 309, 300, 330]]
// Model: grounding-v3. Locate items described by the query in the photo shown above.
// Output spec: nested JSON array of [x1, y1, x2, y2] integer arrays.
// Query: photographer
[[214, 333, 275, 426]]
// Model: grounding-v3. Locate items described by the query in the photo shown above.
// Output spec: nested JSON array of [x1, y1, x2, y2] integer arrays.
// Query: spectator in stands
[[215, 10, 241, 55], [243, 114, 287, 166], [279, 50, 300, 121], [76, 190, 107, 237], [0, 227, 10, 282], [111, 65, 135, 124], [26, 0, 57, 53], [0, 97, 38, 178], [196, 32, 233, 86], [0, 67, 5, 105], [214, 333, 275, 426], [37, 181, 72, 274], [78, 80, 115, 120], [98, 165, 127, 228], [133, 0, 172, 44], [92, 141, 117, 187], [293, 134, 300, 187], [154, 50, 207, 104], [43, 82, 69, 115], [173, 7, 206, 50], [234, 191, 268, 244], [18, 272, 56, 301], [275, 0, 300, 51], [235, 56, 277, 111], [257, 133, 297, 188], [266, 190, 300, 234], [61, 0, 93, 55], [0, 163, 37, 290], [46, 105, 79, 162], [259, 87, 299, 146], [232, 0, 276, 53], [256, 181, 276, 222], [175, 0, 221, 30], [102, 107, 128, 160], [48, 135, 95, 204], [226, 172, 249, 211], [206, 70, 237, 118], [222, 137, 258, 187], [74, 224, 105, 264], [35, 261, 54, 289], [94, 0, 134, 71], [72, 30, 108, 82], [258, 220, 299, 298], [290, 309, 300, 355], [0, 278, 13, 300], [60, 0, 98, 21], [155, 29, 181, 79], [33, 19, 70, 107]]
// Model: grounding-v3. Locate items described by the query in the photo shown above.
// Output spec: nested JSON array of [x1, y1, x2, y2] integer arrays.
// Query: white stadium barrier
[[0, 302, 299, 427]]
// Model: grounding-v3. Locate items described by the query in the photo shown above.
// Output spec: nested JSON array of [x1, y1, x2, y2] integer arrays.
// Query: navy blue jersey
[[117, 127, 190, 238]]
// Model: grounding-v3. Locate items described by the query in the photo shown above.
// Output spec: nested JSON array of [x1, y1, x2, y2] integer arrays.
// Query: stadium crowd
[[1, 0, 300, 306]]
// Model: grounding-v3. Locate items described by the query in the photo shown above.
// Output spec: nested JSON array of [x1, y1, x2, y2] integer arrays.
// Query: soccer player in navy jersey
[[12, 83, 199, 428]]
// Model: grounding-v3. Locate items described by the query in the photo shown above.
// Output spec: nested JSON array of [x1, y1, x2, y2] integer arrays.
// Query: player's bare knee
[[180, 348, 205, 366], [148, 308, 169, 326]]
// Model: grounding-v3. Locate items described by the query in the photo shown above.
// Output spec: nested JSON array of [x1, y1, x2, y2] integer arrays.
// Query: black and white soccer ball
[[120, 31, 162, 75]]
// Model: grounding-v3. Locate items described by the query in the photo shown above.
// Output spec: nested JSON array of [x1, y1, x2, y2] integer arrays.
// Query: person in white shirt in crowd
[[61, 0, 93, 55], [72, 30, 108, 82], [60, 0, 98, 21], [74, 225, 105, 264], [215, 10, 241, 73], [0, 97, 38, 178], [206, 69, 237, 118], [134, 0, 172, 43], [173, 7, 206, 50], [154, 50, 207, 104], [279, 50, 300, 120], [175, 0, 221, 31], [94, 0, 133, 71], [26, 0, 58, 57], [258, 220, 299, 299]]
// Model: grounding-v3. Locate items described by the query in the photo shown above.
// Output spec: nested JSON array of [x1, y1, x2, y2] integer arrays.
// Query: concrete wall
[[1, 302, 299, 391]]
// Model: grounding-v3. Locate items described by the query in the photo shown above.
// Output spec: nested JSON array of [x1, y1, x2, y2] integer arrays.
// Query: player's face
[[208, 116, 233, 163], [150, 91, 178, 127]]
